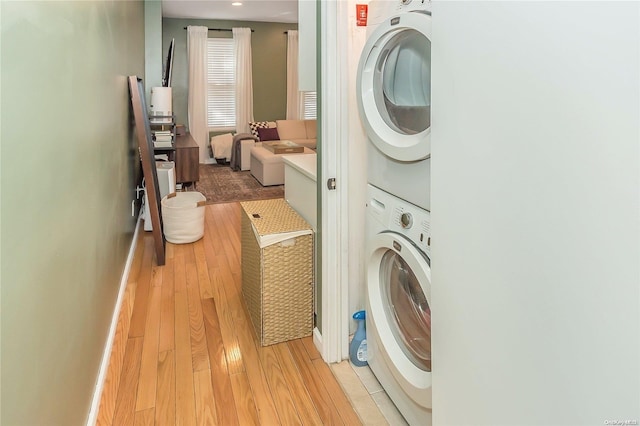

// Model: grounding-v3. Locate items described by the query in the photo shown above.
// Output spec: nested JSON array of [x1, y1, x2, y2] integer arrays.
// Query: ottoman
[[250, 144, 315, 186]]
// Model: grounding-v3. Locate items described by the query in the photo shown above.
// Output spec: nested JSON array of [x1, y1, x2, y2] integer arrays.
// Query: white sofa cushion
[[291, 139, 316, 150], [276, 119, 308, 140], [304, 120, 317, 139]]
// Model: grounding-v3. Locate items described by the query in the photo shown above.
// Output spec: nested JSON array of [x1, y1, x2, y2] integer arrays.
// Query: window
[[302, 91, 317, 119], [207, 38, 235, 130]]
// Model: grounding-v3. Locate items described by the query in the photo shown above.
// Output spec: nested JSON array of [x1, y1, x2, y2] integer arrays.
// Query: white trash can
[[161, 192, 206, 244]]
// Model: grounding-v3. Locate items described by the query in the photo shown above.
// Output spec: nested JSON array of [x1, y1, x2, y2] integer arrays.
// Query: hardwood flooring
[[97, 202, 361, 425]]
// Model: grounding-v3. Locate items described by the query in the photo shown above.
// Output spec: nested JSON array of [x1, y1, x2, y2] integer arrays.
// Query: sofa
[[231, 119, 317, 171], [272, 119, 317, 149]]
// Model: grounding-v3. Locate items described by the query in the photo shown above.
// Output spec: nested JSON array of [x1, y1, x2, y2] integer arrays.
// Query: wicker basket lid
[[241, 199, 312, 237]]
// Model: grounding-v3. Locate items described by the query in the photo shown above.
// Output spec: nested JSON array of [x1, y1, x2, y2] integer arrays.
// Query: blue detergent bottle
[[349, 310, 368, 367]]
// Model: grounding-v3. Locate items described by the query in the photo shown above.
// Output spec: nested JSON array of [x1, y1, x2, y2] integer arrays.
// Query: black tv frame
[[162, 38, 175, 87]]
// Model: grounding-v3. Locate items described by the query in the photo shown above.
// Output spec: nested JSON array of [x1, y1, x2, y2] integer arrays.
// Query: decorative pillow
[[248, 121, 275, 140], [257, 127, 280, 141]]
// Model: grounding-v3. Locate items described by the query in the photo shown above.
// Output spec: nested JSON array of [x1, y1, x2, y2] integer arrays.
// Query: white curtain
[[187, 26, 211, 164], [233, 28, 254, 134], [286, 30, 301, 120]]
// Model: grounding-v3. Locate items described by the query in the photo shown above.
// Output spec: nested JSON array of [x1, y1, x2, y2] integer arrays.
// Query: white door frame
[[318, 0, 350, 363]]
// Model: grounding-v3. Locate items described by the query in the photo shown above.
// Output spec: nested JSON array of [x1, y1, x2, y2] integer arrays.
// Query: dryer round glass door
[[357, 11, 432, 162], [367, 231, 431, 403]]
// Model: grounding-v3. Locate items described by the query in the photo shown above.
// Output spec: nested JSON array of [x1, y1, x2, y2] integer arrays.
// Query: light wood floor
[[97, 202, 362, 425]]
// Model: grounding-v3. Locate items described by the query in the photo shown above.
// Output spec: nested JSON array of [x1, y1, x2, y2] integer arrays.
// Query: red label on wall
[[356, 4, 368, 26]]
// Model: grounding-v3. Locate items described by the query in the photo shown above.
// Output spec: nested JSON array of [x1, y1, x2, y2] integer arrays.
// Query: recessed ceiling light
[[232, 2, 242, 5]]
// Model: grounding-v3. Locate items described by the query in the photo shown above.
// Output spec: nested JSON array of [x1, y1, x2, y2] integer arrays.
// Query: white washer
[[366, 184, 432, 425], [358, 0, 432, 210]]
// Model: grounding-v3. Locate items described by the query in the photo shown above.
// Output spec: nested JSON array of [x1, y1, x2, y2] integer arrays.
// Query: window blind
[[207, 38, 236, 129], [302, 91, 317, 119]]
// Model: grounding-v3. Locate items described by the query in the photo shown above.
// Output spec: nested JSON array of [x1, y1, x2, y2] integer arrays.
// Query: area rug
[[196, 164, 284, 204]]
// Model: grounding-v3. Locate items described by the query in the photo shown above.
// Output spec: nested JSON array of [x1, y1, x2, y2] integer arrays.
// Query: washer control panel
[[390, 202, 431, 257], [367, 184, 431, 257]]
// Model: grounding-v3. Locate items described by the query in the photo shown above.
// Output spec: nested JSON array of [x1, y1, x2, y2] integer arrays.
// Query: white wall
[[431, 2, 639, 424]]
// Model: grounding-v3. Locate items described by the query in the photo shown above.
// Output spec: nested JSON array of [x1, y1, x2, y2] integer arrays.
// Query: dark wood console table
[[174, 133, 199, 186]]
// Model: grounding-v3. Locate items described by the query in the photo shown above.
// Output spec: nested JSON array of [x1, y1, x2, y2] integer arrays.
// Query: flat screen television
[[162, 38, 175, 87]]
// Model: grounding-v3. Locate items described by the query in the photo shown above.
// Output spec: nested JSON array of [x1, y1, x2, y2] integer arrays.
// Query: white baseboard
[[86, 215, 142, 426], [313, 327, 323, 357]]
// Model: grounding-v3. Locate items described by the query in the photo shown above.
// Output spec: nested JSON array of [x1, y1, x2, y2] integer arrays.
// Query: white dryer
[[358, 0, 432, 210], [366, 184, 432, 425]]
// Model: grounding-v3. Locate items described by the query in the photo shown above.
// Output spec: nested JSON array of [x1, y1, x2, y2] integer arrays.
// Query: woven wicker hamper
[[240, 199, 314, 346]]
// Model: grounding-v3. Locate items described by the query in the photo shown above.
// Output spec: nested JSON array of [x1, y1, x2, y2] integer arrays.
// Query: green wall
[[145, 0, 163, 102], [0, 1, 145, 424], [162, 18, 298, 131]]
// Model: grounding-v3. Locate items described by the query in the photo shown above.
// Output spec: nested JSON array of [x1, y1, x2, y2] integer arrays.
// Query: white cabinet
[[283, 154, 317, 230]]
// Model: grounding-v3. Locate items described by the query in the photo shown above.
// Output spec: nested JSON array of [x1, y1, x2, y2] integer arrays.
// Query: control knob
[[400, 212, 413, 229]]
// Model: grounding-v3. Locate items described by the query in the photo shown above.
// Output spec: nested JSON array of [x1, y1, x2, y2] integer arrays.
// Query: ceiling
[[162, 0, 299, 23]]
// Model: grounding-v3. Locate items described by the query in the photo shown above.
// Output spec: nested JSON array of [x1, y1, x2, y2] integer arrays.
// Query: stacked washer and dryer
[[356, 1, 433, 425]]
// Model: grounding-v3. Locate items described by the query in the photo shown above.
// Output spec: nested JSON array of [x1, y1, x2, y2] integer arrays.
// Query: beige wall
[[0, 1, 145, 423], [162, 18, 298, 131]]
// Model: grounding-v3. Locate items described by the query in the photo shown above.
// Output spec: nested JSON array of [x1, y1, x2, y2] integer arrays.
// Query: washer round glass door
[[367, 231, 431, 404], [357, 11, 432, 162]]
